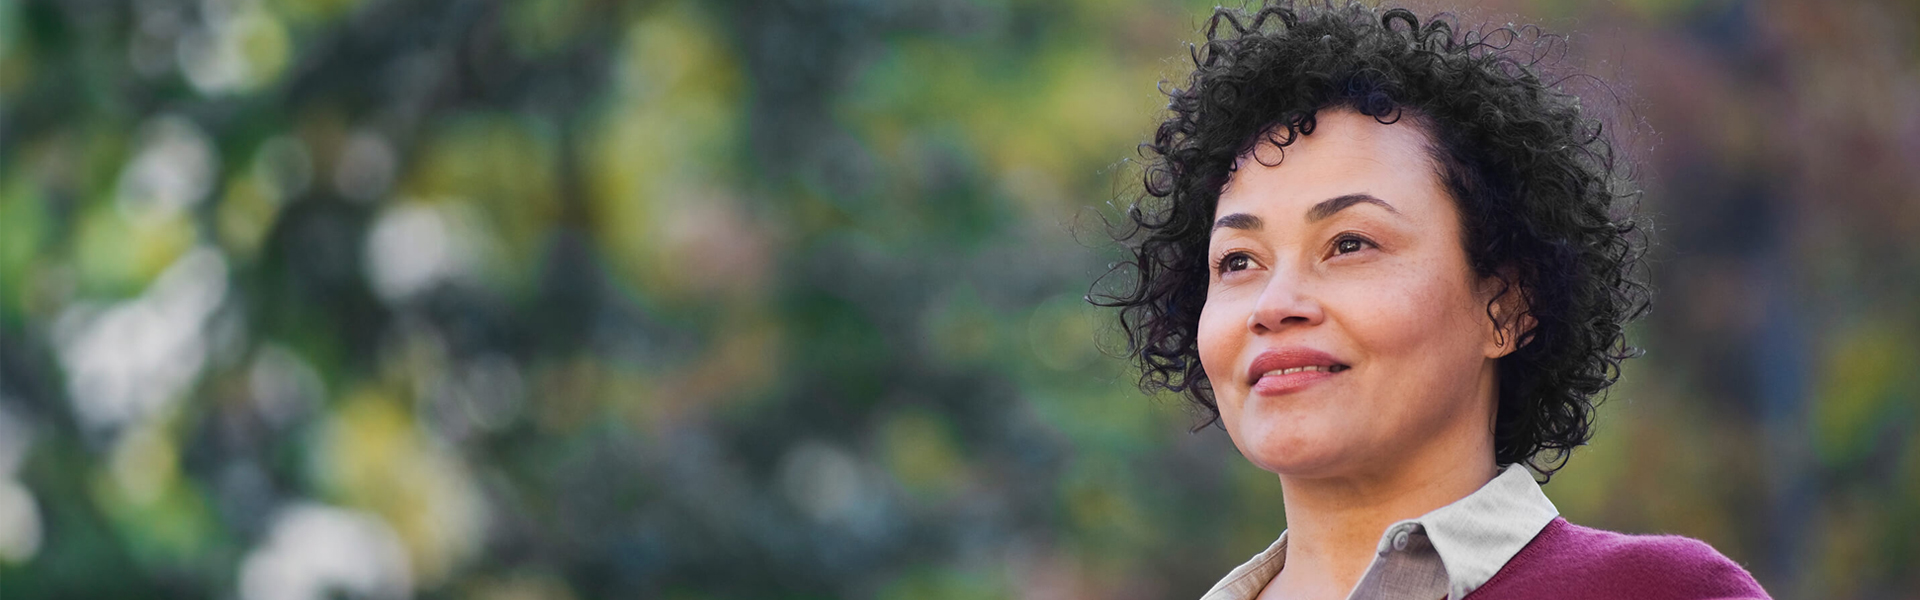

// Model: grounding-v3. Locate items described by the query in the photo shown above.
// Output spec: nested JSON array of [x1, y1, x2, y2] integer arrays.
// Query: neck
[[1265, 424, 1499, 600]]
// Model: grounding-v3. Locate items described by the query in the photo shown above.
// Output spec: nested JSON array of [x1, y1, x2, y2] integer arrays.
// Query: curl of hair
[[1091, 1, 1650, 481]]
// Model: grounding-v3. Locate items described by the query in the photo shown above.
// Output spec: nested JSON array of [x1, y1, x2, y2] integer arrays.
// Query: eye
[[1332, 235, 1375, 256], [1216, 252, 1254, 274]]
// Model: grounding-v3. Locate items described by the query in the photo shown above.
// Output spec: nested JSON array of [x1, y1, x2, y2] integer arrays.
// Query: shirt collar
[[1420, 463, 1560, 599], [1197, 531, 1288, 600], [1197, 463, 1560, 600]]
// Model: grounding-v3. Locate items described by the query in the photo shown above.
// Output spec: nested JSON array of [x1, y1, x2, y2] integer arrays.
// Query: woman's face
[[1198, 109, 1511, 479]]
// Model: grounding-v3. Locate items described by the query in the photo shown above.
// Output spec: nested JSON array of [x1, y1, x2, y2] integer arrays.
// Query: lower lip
[[1251, 370, 1340, 395]]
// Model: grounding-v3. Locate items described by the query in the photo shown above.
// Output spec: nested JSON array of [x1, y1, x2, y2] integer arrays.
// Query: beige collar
[[1196, 464, 1560, 600]]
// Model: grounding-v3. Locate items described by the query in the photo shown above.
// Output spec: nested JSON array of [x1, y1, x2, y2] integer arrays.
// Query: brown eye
[[1334, 236, 1370, 255], [1220, 253, 1252, 273]]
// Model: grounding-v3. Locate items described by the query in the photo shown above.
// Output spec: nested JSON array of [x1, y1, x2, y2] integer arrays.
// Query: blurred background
[[1, 0, 1916, 598]]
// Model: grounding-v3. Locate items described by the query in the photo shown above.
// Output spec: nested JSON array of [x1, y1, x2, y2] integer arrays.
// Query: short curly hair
[[1093, 1, 1650, 480]]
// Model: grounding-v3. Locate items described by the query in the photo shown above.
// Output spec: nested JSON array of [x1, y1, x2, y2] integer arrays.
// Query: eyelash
[[1212, 234, 1378, 274], [1331, 233, 1377, 256], [1214, 252, 1253, 274]]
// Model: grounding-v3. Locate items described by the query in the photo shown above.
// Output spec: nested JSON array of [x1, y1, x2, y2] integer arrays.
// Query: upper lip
[[1247, 347, 1349, 384]]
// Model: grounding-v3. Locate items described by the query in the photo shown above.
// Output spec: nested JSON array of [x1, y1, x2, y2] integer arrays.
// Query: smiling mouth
[[1244, 347, 1350, 394], [1258, 364, 1350, 377]]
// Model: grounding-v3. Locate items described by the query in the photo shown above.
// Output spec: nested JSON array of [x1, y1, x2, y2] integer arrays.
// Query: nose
[[1247, 266, 1325, 333]]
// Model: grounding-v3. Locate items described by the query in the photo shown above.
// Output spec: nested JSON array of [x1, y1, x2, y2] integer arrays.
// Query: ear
[[1481, 270, 1535, 359]]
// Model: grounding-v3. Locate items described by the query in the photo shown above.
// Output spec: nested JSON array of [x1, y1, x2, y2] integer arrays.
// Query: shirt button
[[1392, 530, 1411, 551]]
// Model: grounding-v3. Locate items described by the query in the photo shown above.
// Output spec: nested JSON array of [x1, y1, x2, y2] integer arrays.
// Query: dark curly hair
[[1092, 1, 1650, 480]]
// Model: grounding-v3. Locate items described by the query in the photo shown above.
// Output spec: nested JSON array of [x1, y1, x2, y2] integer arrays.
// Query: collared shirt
[[1197, 464, 1561, 600]]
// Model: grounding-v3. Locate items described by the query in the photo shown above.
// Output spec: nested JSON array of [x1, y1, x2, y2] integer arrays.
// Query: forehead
[[1216, 110, 1450, 222]]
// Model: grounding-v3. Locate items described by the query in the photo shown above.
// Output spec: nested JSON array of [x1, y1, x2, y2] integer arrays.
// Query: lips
[[1246, 347, 1350, 396]]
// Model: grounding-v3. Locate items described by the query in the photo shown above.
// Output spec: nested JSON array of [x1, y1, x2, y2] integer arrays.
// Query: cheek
[[1195, 292, 1247, 406], [1337, 258, 1488, 385], [1345, 276, 1449, 345]]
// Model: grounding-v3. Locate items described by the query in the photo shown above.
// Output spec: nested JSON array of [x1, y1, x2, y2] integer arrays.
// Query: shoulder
[[1468, 518, 1771, 600], [1552, 520, 1764, 587]]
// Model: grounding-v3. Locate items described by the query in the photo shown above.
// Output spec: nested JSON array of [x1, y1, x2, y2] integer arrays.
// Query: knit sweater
[[1464, 517, 1770, 600]]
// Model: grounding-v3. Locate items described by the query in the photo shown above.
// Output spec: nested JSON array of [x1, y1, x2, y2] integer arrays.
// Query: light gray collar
[[1419, 463, 1561, 599]]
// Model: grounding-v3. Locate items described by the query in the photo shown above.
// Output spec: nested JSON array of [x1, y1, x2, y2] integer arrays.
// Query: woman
[[1096, 3, 1770, 599]]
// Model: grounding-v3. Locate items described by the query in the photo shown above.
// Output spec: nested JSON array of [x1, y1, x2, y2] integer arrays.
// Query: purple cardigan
[[1465, 517, 1771, 600]]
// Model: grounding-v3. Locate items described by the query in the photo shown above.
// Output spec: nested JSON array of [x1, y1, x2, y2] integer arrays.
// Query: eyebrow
[[1307, 193, 1400, 222], [1211, 212, 1263, 232], [1211, 193, 1401, 232]]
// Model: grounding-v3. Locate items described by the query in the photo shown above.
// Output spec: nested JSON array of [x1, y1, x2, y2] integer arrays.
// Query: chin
[[1230, 420, 1356, 477]]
